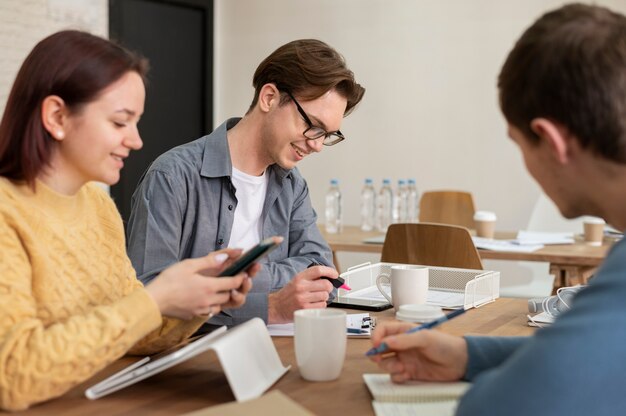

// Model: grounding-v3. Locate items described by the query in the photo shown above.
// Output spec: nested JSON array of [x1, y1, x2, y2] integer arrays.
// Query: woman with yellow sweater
[[0, 31, 259, 411]]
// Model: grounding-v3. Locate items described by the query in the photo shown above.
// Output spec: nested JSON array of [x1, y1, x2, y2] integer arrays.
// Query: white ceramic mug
[[376, 265, 429, 311], [294, 309, 347, 381]]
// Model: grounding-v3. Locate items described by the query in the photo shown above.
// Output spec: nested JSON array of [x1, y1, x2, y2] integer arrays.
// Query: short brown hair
[[0, 30, 148, 185], [248, 39, 365, 115], [498, 4, 626, 163]]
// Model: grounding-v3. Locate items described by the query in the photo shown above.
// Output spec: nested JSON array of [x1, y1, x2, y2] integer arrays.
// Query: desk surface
[[322, 225, 611, 267], [14, 298, 533, 416]]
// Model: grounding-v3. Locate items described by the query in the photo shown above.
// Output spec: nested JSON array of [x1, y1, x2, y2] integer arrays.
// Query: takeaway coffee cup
[[294, 309, 347, 381], [583, 216, 605, 246], [375, 265, 429, 311], [474, 210, 497, 239]]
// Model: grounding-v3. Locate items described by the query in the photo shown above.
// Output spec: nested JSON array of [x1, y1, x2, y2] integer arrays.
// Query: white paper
[[343, 287, 465, 309], [472, 236, 544, 252], [516, 230, 574, 245], [373, 401, 457, 416]]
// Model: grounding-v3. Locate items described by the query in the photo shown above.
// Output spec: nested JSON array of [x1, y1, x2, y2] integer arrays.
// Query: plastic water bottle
[[393, 179, 409, 223], [325, 179, 342, 234], [377, 179, 393, 232], [360, 178, 376, 231], [407, 178, 419, 223]]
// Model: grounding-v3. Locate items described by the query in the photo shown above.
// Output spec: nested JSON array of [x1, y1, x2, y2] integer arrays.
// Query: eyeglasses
[[285, 91, 345, 146]]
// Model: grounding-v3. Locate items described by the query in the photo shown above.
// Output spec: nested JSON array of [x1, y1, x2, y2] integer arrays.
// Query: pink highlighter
[[308, 260, 352, 291], [321, 276, 352, 291]]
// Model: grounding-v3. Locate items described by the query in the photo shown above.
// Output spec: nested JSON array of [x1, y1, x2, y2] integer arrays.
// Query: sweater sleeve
[[91, 186, 207, 356], [463, 336, 528, 380], [0, 218, 163, 411], [456, 239, 626, 416]]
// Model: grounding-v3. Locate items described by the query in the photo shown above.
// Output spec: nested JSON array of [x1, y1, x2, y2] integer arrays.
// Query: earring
[[56, 130, 65, 139]]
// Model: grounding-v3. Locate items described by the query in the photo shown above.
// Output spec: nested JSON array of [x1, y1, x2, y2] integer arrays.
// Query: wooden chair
[[419, 190, 476, 229], [381, 223, 483, 270]]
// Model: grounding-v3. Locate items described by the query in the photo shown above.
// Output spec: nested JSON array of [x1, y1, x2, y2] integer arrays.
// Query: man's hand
[[267, 265, 338, 324], [369, 321, 469, 383]]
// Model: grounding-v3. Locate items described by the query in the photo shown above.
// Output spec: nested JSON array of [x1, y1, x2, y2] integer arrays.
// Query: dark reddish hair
[[0, 30, 148, 185]]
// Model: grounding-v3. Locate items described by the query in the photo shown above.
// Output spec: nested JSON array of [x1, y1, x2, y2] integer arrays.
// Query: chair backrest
[[419, 191, 476, 229], [381, 223, 483, 270]]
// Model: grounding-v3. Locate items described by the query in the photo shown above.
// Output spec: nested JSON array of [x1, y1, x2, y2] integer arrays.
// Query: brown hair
[[0, 30, 148, 185], [498, 4, 626, 162], [248, 39, 365, 115]]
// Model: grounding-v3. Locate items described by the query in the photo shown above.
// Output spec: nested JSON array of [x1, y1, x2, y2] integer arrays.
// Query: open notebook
[[363, 373, 471, 416]]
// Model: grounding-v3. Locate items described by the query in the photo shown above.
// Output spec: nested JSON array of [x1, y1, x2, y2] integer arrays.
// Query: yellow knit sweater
[[0, 178, 205, 411]]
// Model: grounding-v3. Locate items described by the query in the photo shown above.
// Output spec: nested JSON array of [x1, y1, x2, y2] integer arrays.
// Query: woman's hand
[[145, 249, 256, 320]]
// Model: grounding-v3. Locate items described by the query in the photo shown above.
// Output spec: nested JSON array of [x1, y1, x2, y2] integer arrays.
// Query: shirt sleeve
[[126, 169, 187, 285]]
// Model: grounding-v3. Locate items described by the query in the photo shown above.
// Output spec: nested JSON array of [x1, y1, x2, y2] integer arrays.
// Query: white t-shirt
[[228, 166, 268, 251]]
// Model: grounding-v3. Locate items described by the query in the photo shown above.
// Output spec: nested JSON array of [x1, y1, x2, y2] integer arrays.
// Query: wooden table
[[321, 225, 612, 290], [12, 299, 532, 416]]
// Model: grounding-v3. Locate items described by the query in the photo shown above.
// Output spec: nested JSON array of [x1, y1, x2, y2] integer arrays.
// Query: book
[[363, 373, 471, 416]]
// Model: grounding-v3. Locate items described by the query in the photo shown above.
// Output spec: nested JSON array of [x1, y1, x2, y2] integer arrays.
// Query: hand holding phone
[[219, 236, 283, 277]]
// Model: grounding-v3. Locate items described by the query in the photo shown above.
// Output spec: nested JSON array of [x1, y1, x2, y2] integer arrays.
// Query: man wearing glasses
[[126, 39, 365, 328]]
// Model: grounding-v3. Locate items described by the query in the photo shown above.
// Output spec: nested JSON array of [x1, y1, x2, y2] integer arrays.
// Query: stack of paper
[[472, 237, 544, 253], [527, 311, 555, 327], [343, 286, 466, 309], [516, 230, 574, 245]]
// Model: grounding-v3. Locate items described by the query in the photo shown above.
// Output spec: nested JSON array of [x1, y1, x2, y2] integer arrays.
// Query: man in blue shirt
[[127, 40, 365, 327], [370, 4, 626, 415]]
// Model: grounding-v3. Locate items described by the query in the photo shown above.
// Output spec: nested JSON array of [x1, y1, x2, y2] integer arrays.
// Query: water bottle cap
[[382, 179, 391, 184], [408, 179, 416, 184], [365, 178, 373, 184], [330, 179, 339, 185], [398, 179, 406, 185]]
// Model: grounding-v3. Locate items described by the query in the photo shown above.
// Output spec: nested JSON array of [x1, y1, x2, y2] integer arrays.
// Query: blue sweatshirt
[[457, 237, 626, 416]]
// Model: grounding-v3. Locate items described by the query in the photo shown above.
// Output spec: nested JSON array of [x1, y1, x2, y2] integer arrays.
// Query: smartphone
[[218, 236, 283, 277]]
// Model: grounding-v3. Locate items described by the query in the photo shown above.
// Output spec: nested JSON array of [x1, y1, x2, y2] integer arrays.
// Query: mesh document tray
[[339, 262, 500, 309]]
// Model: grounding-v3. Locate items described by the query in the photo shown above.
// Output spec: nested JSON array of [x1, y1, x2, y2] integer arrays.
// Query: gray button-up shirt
[[126, 118, 333, 326]]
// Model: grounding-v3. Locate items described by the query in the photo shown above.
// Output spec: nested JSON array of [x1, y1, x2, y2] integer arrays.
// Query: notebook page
[[364, 374, 470, 403], [372, 401, 458, 416]]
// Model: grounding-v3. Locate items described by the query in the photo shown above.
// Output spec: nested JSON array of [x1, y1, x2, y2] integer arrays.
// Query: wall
[[0, 0, 108, 115], [214, 0, 626, 269]]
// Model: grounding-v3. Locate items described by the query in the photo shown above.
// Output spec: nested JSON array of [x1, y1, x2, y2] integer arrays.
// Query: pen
[[308, 260, 352, 291], [347, 327, 367, 334], [365, 308, 467, 356]]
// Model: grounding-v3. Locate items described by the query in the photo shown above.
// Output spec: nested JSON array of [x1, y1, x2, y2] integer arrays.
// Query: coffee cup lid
[[474, 210, 497, 221], [583, 216, 606, 225], [396, 304, 445, 323]]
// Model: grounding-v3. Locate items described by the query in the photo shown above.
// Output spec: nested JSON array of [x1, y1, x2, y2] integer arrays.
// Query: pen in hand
[[365, 308, 467, 356]]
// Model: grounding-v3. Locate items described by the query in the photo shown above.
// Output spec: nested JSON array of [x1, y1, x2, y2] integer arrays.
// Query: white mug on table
[[376, 265, 429, 311], [294, 309, 347, 382]]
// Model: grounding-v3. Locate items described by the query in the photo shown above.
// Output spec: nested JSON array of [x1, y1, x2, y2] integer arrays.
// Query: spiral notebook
[[363, 374, 471, 416]]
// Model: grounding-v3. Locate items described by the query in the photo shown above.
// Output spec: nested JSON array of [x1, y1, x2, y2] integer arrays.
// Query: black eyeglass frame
[[285, 91, 345, 146]]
